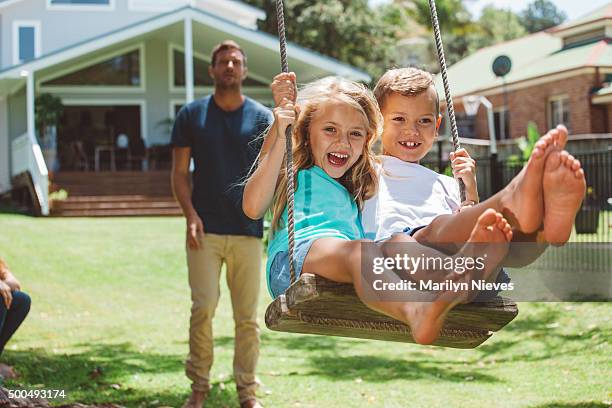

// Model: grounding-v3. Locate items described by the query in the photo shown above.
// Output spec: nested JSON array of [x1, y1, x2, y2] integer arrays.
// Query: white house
[[0, 0, 370, 215]]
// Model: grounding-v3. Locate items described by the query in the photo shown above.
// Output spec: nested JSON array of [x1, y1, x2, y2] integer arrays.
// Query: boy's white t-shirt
[[362, 155, 461, 241]]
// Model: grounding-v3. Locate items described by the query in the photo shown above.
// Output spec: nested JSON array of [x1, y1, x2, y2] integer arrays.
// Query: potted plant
[[575, 187, 600, 234], [35, 93, 64, 173]]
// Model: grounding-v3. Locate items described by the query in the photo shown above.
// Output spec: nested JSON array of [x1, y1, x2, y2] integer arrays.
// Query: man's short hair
[[210, 40, 247, 67], [374, 67, 440, 114]]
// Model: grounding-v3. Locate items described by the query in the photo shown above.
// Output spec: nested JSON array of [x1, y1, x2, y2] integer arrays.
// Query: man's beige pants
[[185, 233, 262, 403]]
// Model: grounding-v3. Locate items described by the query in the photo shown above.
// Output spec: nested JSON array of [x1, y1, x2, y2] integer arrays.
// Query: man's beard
[[215, 76, 241, 91]]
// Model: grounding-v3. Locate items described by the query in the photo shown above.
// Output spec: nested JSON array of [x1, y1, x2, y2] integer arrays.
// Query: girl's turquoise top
[[266, 165, 364, 282]]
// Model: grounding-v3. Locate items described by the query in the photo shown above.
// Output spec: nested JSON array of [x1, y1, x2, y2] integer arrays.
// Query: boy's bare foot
[[500, 129, 559, 233], [182, 390, 207, 408], [543, 150, 586, 245], [404, 209, 510, 344], [551, 124, 569, 149]]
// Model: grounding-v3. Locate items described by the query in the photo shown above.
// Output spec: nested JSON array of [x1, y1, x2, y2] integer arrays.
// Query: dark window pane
[[19, 26, 35, 62], [494, 109, 509, 140], [173, 50, 213, 87], [173, 49, 268, 87], [43, 50, 140, 86], [51, 0, 110, 4], [174, 104, 183, 116]]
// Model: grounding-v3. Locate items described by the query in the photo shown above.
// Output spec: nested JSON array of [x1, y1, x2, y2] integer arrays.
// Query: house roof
[[435, 33, 561, 97], [436, 4, 612, 98], [553, 2, 612, 33], [0, 6, 370, 86]]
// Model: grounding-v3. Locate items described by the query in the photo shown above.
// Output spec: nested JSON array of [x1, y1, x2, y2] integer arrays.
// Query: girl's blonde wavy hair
[[271, 76, 381, 233]]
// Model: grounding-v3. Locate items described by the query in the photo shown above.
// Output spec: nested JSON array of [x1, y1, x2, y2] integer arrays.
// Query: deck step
[[52, 208, 183, 217], [50, 171, 182, 217]]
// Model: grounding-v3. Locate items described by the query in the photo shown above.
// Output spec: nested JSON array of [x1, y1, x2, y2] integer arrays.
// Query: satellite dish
[[493, 55, 512, 77]]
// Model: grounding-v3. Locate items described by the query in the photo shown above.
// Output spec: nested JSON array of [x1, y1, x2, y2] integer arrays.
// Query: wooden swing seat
[[265, 273, 518, 349]]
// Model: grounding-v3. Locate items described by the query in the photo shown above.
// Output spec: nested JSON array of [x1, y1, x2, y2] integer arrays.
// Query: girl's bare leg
[[301, 209, 511, 345]]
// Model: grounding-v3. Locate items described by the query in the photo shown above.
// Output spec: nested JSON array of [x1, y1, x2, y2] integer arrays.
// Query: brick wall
[[451, 71, 606, 139]]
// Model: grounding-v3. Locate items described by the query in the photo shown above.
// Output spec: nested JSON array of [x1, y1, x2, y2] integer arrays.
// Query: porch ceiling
[[0, 77, 25, 97]]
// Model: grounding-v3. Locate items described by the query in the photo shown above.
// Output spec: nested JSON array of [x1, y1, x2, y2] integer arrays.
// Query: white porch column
[[184, 17, 195, 104], [26, 71, 35, 143], [0, 97, 9, 193]]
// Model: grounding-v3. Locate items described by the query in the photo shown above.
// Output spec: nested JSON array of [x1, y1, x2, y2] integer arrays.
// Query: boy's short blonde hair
[[374, 67, 440, 114]]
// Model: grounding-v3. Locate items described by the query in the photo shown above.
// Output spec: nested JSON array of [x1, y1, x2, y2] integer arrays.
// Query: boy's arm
[[450, 148, 479, 206]]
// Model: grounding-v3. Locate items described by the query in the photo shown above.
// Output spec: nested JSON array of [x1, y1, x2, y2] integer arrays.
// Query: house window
[[494, 107, 509, 140], [13, 21, 41, 64], [42, 49, 141, 87], [50, 0, 110, 4], [47, 0, 114, 10], [549, 96, 570, 130], [456, 112, 475, 138], [173, 49, 214, 88], [172, 48, 268, 88]]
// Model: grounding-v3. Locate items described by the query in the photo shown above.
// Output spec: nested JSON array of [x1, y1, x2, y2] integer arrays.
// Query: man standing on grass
[[171, 40, 273, 408]]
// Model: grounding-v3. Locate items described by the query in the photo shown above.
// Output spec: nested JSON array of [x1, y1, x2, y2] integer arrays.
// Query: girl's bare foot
[[543, 150, 586, 245], [404, 209, 511, 344]]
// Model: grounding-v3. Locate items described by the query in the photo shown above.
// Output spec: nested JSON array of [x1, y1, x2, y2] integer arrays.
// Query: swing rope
[[275, 0, 297, 284], [275, 0, 468, 286], [427, 0, 466, 202]]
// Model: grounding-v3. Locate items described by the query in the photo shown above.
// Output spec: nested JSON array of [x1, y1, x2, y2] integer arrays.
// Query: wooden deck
[[50, 171, 182, 217]]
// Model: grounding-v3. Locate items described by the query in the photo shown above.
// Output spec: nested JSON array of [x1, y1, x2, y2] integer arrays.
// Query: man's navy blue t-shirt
[[171, 95, 273, 238]]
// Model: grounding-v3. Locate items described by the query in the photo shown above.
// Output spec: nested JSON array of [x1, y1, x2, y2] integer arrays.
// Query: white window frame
[[61, 98, 148, 143], [37, 43, 146, 94], [548, 95, 570, 130], [46, 0, 115, 12], [12, 20, 42, 65], [167, 43, 270, 95]]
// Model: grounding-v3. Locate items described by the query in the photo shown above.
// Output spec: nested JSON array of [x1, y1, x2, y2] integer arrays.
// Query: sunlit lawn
[[0, 214, 609, 407]]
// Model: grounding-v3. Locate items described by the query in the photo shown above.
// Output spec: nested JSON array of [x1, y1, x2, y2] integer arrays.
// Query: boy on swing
[[361, 67, 586, 272]]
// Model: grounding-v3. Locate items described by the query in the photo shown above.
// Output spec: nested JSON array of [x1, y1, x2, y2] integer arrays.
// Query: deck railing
[[11, 132, 49, 215]]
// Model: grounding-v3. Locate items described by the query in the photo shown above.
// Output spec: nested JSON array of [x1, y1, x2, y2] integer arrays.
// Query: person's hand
[[0, 281, 12, 310], [271, 72, 297, 107], [4, 272, 21, 292], [450, 148, 478, 203], [186, 213, 205, 250], [274, 102, 297, 141]]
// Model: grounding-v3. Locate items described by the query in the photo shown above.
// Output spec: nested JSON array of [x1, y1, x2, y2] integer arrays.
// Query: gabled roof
[[0, 6, 370, 83], [436, 3, 612, 98], [553, 2, 612, 33], [436, 32, 561, 97]]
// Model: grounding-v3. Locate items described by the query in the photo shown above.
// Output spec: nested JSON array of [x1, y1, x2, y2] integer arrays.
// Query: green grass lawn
[[0, 214, 609, 408]]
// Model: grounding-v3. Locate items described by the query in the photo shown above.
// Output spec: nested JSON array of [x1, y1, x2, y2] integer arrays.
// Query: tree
[[468, 6, 527, 52], [241, 0, 399, 79], [407, 0, 477, 67], [520, 0, 567, 33]]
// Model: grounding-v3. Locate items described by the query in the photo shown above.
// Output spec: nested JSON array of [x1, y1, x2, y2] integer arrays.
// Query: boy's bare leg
[[542, 150, 586, 244], [413, 126, 568, 250], [302, 209, 510, 345]]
